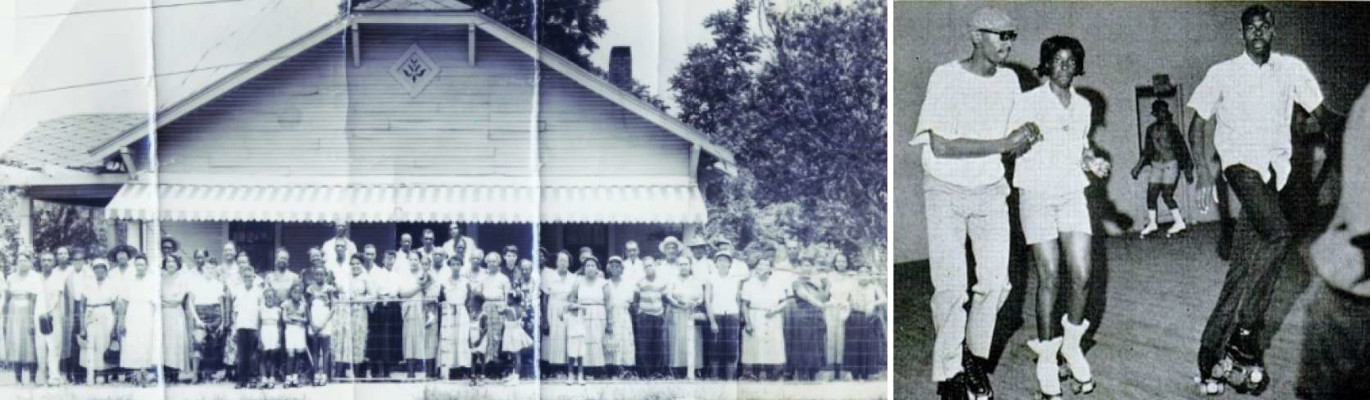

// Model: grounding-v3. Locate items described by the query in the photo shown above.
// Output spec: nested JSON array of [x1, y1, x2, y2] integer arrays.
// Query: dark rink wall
[[894, 1, 1370, 263]]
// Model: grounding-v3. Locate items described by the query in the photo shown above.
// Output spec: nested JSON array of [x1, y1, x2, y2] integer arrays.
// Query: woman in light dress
[[824, 252, 854, 379], [79, 259, 119, 383], [740, 260, 789, 380], [603, 256, 637, 378], [117, 254, 160, 387], [566, 256, 609, 385], [335, 255, 372, 378], [5, 253, 41, 384], [665, 256, 706, 380], [438, 255, 472, 380], [540, 250, 576, 379], [161, 253, 201, 383]]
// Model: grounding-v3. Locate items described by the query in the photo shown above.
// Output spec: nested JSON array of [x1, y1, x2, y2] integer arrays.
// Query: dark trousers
[[235, 329, 259, 386], [1198, 166, 1292, 376], [635, 313, 667, 376], [1296, 283, 1370, 399]]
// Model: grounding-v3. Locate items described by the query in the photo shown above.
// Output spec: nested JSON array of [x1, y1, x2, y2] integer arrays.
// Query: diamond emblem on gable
[[389, 44, 441, 97]]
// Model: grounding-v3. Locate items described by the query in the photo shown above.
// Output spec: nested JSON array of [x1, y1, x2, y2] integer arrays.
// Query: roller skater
[[1188, 5, 1343, 396], [1007, 35, 1101, 399], [912, 7, 1039, 400], [1131, 99, 1195, 239]]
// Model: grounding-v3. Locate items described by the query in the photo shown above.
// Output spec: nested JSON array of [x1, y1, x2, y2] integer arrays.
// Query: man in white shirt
[[36, 251, 68, 386], [227, 268, 264, 388], [63, 249, 95, 383], [910, 8, 1039, 400], [441, 222, 476, 261], [322, 222, 357, 266], [710, 236, 750, 279], [1189, 5, 1343, 395], [621, 241, 647, 286], [395, 233, 416, 275]]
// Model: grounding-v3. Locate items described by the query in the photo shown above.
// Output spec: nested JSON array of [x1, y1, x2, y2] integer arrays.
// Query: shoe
[[1139, 222, 1159, 237], [1060, 316, 1096, 394], [1028, 338, 1064, 399], [936, 373, 967, 400], [1167, 219, 1187, 237], [963, 353, 995, 400]]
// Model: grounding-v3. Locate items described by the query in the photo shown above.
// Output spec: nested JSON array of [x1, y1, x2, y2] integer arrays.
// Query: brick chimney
[[609, 46, 632, 90]]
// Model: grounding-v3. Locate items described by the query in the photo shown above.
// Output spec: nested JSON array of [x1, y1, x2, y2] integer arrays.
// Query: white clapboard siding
[[155, 24, 691, 179]]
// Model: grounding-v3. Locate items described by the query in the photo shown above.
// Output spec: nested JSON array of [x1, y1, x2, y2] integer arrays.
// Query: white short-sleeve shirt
[[1010, 84, 1093, 193], [911, 61, 1022, 187], [1188, 52, 1324, 189]]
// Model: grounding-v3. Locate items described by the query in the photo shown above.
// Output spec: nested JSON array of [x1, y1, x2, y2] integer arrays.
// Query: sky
[[0, 0, 787, 156]]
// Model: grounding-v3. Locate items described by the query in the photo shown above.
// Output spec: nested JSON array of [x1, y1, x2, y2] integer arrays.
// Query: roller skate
[[1059, 316, 1096, 394], [284, 374, 298, 388], [1139, 221, 1159, 238], [1027, 338, 1064, 400], [963, 352, 995, 400], [937, 373, 967, 400], [1166, 217, 1188, 238], [1215, 328, 1268, 395]]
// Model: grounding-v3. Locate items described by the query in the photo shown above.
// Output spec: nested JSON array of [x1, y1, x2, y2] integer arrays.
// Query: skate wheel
[[1072, 379, 1096, 394]]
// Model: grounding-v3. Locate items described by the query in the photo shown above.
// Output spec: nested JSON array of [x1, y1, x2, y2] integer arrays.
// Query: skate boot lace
[[963, 357, 993, 397]]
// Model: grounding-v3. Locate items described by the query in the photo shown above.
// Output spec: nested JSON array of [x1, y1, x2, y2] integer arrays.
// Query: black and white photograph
[[893, 2, 1367, 400], [0, 0, 888, 399]]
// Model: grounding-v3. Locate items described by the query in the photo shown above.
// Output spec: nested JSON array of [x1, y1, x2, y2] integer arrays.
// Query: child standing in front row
[[259, 289, 284, 389], [282, 283, 310, 387]]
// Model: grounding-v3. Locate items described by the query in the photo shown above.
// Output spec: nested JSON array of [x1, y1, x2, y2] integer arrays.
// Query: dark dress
[[786, 278, 828, 371]]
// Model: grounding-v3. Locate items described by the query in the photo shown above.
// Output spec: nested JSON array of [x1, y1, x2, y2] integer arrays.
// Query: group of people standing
[[538, 235, 887, 384], [914, 5, 1342, 400], [1, 221, 887, 388]]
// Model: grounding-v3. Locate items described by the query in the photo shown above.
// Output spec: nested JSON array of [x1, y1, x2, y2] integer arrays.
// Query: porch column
[[15, 187, 33, 254]]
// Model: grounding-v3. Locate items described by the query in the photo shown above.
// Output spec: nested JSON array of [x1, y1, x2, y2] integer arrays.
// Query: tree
[[674, 0, 887, 267], [670, 0, 760, 143], [460, 0, 607, 69]]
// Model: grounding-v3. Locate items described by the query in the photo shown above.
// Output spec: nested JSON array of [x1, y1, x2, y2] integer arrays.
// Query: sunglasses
[[977, 29, 1018, 42]]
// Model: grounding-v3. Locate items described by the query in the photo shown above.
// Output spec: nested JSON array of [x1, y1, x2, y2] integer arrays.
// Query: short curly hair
[[1035, 35, 1086, 77]]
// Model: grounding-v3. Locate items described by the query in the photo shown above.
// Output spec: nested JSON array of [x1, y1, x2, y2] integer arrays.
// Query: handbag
[[105, 336, 122, 365], [38, 315, 54, 335]]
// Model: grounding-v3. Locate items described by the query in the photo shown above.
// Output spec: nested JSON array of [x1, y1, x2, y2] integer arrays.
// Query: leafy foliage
[[0, 188, 108, 274], [675, 0, 887, 268]]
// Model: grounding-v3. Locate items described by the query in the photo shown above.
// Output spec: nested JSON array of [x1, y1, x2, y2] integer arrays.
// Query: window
[[229, 222, 275, 273]]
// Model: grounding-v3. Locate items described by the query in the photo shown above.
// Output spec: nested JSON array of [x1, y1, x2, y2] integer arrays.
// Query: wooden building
[[0, 0, 734, 269]]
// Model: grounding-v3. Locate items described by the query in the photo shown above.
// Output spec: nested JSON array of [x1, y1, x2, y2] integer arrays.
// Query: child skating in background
[[1131, 99, 1195, 237], [282, 283, 310, 387], [1008, 36, 1105, 400], [259, 290, 284, 389]]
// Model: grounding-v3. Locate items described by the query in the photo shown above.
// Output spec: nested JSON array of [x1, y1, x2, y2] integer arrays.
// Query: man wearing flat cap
[[911, 7, 1037, 400]]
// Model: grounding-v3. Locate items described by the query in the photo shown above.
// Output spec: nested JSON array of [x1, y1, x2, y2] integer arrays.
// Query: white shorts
[[1019, 189, 1092, 245], [285, 324, 307, 351]]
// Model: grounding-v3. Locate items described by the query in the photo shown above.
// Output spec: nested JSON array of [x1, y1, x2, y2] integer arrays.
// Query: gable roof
[[353, 0, 472, 11], [1, 113, 145, 171], [86, 10, 735, 165]]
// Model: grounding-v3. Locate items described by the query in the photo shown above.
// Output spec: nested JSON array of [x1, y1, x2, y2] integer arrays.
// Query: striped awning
[[105, 182, 707, 223]]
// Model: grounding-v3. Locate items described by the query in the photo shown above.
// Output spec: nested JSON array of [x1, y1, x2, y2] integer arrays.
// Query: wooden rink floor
[[894, 224, 1319, 399]]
